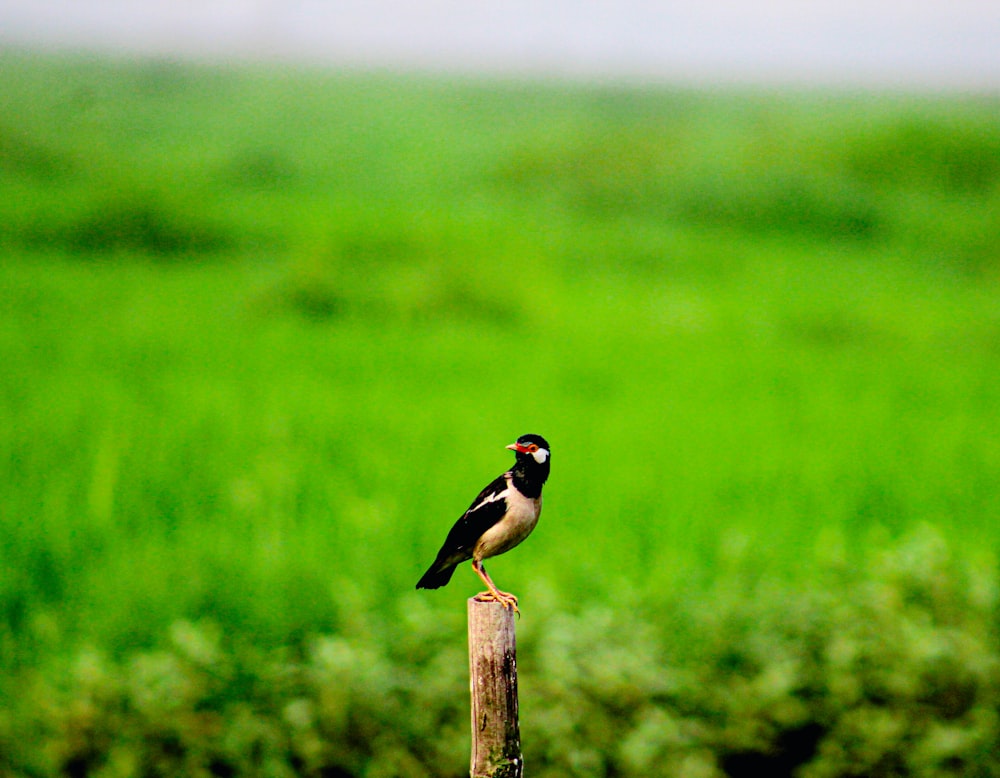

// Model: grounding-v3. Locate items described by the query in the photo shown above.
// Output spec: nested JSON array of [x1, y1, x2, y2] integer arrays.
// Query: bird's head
[[506, 434, 550, 466]]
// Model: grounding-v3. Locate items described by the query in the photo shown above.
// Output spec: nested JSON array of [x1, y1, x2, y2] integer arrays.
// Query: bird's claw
[[474, 589, 521, 616]]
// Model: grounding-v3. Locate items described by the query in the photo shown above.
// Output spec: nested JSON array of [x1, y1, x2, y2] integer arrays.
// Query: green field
[[2, 50, 1000, 777]]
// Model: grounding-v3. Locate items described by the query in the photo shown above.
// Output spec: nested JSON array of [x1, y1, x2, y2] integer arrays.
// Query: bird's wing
[[439, 472, 512, 556]]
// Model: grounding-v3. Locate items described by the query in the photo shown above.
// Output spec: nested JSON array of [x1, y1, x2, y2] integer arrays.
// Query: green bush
[[3, 529, 996, 778]]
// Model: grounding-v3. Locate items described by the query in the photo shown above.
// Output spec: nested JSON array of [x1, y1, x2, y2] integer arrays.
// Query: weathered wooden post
[[468, 598, 523, 778]]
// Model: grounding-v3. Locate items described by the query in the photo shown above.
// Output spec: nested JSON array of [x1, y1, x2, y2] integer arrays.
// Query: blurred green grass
[[2, 49, 1000, 646], [1, 49, 1000, 776]]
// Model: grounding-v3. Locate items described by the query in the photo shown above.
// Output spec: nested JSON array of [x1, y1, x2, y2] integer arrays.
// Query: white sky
[[1, 0, 998, 88]]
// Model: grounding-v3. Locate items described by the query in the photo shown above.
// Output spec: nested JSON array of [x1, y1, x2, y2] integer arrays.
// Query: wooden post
[[468, 598, 523, 778]]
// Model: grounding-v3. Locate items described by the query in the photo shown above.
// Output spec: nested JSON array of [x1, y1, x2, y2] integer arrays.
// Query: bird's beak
[[507, 442, 530, 453]]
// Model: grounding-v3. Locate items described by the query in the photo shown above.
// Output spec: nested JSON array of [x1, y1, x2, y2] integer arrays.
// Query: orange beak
[[506, 442, 530, 454]]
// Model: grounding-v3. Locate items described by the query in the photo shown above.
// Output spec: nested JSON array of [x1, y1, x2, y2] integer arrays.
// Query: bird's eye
[[527, 444, 539, 452]]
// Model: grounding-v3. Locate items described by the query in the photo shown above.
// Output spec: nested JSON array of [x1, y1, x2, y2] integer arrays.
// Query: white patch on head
[[531, 447, 549, 464]]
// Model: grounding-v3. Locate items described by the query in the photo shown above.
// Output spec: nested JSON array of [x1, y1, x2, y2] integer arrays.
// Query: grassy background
[[2, 50, 1000, 776]]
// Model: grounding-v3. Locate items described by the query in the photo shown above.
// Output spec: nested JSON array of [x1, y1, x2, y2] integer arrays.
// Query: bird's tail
[[416, 561, 458, 590]]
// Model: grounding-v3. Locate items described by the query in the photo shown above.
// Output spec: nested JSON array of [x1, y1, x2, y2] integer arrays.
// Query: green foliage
[[30, 188, 231, 256], [1, 50, 1000, 775], [2, 530, 996, 777]]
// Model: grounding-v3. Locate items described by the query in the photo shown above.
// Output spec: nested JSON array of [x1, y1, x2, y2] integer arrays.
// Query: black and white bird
[[416, 434, 551, 611]]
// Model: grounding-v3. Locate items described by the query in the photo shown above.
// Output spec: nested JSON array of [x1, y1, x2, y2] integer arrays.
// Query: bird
[[416, 434, 551, 612]]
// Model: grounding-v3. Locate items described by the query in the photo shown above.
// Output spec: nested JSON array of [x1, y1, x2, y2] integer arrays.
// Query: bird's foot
[[474, 589, 520, 616]]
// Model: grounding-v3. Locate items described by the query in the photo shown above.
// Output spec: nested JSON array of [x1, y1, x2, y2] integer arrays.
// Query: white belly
[[473, 492, 541, 561]]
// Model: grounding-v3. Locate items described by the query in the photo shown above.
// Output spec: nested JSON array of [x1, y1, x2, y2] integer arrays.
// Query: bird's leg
[[471, 560, 519, 613]]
